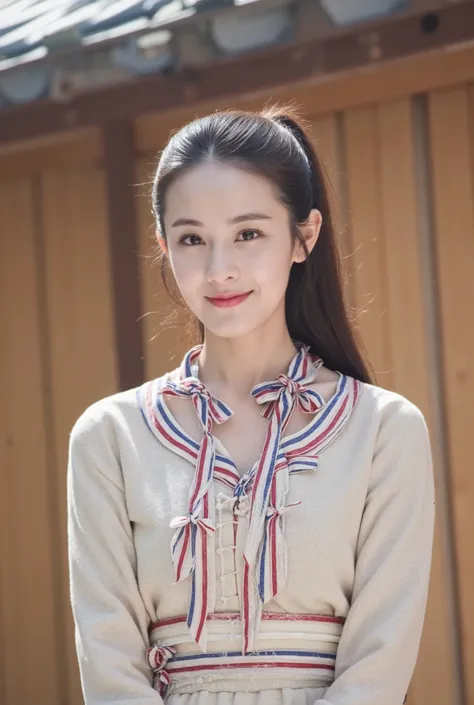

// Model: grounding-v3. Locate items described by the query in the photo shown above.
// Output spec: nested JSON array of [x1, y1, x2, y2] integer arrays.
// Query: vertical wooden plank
[[41, 167, 119, 705], [377, 99, 432, 399], [429, 85, 474, 705], [310, 114, 353, 309], [0, 561, 4, 705], [0, 179, 61, 705], [377, 97, 458, 705], [103, 122, 144, 390], [343, 106, 393, 386], [309, 114, 343, 225], [0, 565, 4, 705], [135, 156, 191, 381]]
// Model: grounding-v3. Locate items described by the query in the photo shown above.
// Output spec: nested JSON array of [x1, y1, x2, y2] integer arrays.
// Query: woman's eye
[[238, 229, 261, 242], [180, 234, 203, 246]]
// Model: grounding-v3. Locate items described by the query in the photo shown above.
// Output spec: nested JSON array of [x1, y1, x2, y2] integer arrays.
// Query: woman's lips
[[205, 291, 252, 308]]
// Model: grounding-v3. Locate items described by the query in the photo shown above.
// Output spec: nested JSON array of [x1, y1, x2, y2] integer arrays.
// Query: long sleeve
[[67, 402, 163, 705], [314, 399, 436, 705]]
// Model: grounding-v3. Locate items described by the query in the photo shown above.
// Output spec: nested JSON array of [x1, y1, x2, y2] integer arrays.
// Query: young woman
[[67, 107, 435, 705]]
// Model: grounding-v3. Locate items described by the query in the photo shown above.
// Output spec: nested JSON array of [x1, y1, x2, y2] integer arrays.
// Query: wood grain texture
[[104, 122, 144, 390], [429, 84, 474, 705], [41, 166, 118, 705], [376, 96, 456, 705], [0, 129, 102, 181], [135, 42, 474, 155], [344, 105, 393, 387], [309, 113, 354, 311], [0, 178, 61, 705]]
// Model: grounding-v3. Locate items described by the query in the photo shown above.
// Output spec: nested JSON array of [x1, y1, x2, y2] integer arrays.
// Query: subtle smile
[[205, 291, 253, 308]]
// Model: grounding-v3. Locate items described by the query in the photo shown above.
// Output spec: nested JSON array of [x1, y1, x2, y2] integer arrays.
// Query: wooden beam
[[0, 129, 102, 181], [0, 1, 473, 146], [136, 35, 474, 153], [103, 121, 144, 390]]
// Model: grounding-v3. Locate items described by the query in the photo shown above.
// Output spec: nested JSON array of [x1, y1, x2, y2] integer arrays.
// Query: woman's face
[[161, 161, 319, 340]]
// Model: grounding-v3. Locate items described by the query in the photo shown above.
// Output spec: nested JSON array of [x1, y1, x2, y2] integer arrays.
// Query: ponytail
[[266, 108, 373, 383]]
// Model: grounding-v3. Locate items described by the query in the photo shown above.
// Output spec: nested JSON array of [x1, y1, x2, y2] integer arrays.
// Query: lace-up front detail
[[138, 342, 361, 655], [215, 493, 240, 607]]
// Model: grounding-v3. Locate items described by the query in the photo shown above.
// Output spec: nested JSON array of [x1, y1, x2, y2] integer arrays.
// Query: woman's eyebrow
[[171, 217, 202, 227], [229, 212, 272, 224], [170, 212, 272, 228]]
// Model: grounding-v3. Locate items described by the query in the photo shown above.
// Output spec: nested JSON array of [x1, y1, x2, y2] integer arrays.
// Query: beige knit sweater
[[67, 356, 435, 705]]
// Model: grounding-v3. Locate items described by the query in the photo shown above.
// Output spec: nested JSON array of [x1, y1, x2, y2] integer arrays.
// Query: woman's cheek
[[253, 250, 292, 291], [170, 254, 195, 289]]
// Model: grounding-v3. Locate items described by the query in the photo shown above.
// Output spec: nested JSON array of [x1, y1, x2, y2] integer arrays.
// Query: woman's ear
[[293, 209, 322, 264], [156, 229, 168, 255]]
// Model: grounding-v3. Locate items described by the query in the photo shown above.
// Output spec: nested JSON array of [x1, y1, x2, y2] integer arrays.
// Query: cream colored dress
[[67, 344, 435, 705]]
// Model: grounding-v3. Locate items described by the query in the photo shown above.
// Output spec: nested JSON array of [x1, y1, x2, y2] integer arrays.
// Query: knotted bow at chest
[[241, 349, 325, 652], [161, 377, 233, 650]]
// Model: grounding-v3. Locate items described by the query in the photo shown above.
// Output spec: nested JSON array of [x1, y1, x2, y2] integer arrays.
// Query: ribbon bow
[[162, 378, 232, 432], [235, 472, 253, 498], [147, 644, 176, 697], [254, 373, 325, 421], [241, 344, 325, 653], [259, 500, 302, 601], [161, 375, 232, 651], [266, 500, 302, 519], [169, 513, 216, 534]]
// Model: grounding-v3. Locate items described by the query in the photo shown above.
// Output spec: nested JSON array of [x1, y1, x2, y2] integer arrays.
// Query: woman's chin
[[200, 315, 263, 340]]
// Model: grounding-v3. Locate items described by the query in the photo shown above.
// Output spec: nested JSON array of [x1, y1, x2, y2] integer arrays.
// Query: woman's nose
[[206, 246, 239, 283]]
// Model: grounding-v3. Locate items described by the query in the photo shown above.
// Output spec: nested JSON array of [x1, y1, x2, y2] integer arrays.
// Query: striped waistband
[[147, 612, 345, 697]]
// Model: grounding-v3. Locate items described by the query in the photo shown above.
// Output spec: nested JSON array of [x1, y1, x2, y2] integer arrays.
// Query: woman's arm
[[315, 398, 436, 705], [67, 402, 163, 705]]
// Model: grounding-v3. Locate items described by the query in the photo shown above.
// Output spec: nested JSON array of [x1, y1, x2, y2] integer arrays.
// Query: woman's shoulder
[[310, 361, 427, 430], [354, 377, 429, 437], [310, 363, 428, 444], [69, 369, 175, 444]]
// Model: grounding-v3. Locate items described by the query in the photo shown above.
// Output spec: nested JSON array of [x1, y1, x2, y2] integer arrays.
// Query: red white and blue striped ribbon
[[160, 374, 233, 651], [241, 344, 326, 652], [137, 343, 361, 655], [146, 644, 177, 697], [148, 611, 345, 696]]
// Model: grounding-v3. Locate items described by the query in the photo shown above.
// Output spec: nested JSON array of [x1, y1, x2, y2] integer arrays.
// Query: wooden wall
[[0, 131, 118, 705], [1, 51, 474, 705]]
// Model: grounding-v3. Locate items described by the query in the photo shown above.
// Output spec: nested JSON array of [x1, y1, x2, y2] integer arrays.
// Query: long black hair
[[151, 105, 373, 384]]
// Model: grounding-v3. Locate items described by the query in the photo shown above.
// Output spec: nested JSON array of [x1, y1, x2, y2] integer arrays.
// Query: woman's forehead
[[164, 161, 281, 218]]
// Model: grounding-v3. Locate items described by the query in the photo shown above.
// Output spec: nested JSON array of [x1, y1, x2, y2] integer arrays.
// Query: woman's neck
[[197, 328, 298, 399]]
